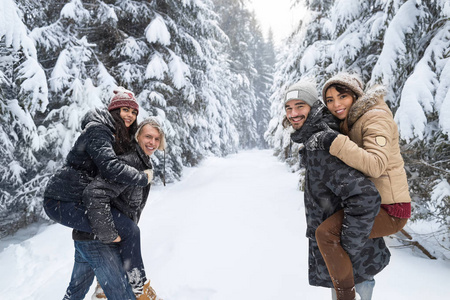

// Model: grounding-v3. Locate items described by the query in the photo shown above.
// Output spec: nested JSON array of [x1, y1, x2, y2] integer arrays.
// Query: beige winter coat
[[329, 86, 411, 205]]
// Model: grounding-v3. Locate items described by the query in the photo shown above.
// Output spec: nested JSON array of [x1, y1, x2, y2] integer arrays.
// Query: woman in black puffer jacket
[[43, 88, 152, 298]]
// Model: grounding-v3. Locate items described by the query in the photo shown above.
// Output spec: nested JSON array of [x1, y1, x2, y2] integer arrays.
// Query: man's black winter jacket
[[80, 141, 152, 243]]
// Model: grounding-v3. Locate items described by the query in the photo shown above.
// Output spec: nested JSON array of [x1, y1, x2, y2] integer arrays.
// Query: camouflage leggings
[[315, 208, 408, 300]]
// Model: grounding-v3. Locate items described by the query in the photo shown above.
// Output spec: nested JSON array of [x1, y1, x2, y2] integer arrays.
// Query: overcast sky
[[247, 0, 305, 45]]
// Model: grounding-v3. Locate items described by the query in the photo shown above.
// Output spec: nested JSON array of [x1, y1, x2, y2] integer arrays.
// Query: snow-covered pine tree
[[0, 0, 48, 237], [0, 0, 277, 235], [86, 0, 181, 182], [248, 15, 275, 149], [24, 0, 240, 202], [26, 0, 112, 206], [214, 0, 272, 149], [265, 0, 334, 169], [139, 0, 241, 178], [373, 0, 450, 227]]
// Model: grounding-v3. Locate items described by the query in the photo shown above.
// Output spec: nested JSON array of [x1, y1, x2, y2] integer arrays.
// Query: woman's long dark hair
[[109, 108, 138, 155]]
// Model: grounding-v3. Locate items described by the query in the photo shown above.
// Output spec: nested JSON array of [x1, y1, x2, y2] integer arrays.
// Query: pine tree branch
[[410, 159, 450, 174]]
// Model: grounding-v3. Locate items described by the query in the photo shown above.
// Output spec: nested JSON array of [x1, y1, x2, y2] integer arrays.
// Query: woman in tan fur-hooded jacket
[[308, 72, 411, 300], [324, 74, 411, 209]]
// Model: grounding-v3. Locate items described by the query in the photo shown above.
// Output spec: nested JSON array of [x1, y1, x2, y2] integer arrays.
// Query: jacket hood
[[347, 85, 389, 127], [290, 101, 340, 145], [81, 108, 116, 132]]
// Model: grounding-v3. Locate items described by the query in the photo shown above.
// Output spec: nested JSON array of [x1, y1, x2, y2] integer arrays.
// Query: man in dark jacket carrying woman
[[283, 79, 390, 300]]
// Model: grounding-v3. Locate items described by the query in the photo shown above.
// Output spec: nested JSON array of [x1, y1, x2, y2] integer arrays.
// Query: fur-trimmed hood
[[347, 85, 390, 128]]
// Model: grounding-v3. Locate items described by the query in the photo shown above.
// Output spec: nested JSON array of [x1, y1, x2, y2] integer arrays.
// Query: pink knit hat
[[108, 87, 139, 114]]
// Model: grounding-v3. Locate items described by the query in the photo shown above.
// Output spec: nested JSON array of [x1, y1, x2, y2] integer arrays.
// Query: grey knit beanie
[[284, 79, 318, 107], [322, 72, 365, 103]]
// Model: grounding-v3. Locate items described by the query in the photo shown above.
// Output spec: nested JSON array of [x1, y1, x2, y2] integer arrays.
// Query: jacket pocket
[[387, 170, 411, 203]]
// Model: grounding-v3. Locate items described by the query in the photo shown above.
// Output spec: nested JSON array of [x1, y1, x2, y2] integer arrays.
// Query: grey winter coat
[[44, 108, 148, 203], [290, 101, 391, 288], [81, 141, 152, 243]]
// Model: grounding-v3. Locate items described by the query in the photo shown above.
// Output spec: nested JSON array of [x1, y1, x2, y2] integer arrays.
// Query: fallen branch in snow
[[397, 229, 437, 260]]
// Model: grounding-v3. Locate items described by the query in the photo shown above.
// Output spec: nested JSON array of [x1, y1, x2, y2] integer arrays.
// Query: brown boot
[[335, 286, 360, 300], [135, 280, 162, 300], [91, 281, 106, 299]]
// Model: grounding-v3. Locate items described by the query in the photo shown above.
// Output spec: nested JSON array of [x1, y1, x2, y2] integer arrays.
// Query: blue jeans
[[331, 279, 375, 300], [63, 240, 135, 300], [44, 199, 147, 291]]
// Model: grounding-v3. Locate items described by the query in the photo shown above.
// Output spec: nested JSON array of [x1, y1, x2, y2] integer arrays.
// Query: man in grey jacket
[[283, 79, 390, 300]]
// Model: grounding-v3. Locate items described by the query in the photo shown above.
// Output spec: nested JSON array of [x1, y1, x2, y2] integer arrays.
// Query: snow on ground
[[0, 150, 449, 299]]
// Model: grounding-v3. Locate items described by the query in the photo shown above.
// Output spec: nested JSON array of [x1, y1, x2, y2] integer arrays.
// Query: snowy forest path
[[0, 150, 449, 299], [139, 149, 311, 299]]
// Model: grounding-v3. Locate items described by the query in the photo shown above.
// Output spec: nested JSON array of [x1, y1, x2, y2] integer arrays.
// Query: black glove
[[305, 123, 338, 151]]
